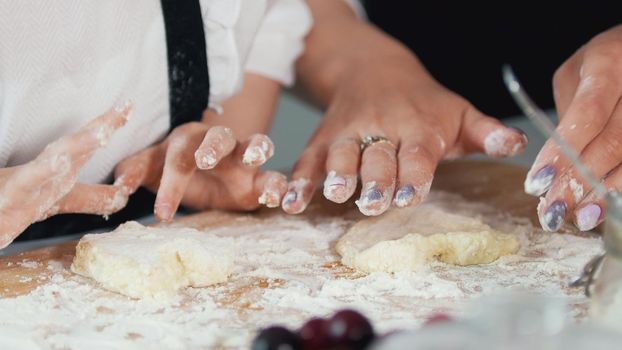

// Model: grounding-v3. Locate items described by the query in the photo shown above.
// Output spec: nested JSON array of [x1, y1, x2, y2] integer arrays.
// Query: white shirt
[[0, 0, 311, 183]]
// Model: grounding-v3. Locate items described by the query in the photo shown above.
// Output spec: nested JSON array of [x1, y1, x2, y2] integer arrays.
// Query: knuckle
[[583, 98, 609, 121], [364, 145, 397, 162], [597, 44, 622, 66], [600, 131, 622, 160], [209, 125, 235, 140], [417, 145, 437, 163], [298, 146, 326, 164], [173, 157, 195, 173], [168, 132, 192, 149], [552, 64, 571, 88], [329, 139, 359, 155], [398, 144, 422, 159], [240, 198, 260, 211], [171, 121, 202, 136], [266, 171, 287, 184], [234, 189, 261, 211]]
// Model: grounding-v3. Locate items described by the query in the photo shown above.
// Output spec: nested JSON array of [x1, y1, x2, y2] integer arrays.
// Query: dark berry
[[252, 326, 302, 350], [424, 313, 452, 326], [327, 309, 374, 348], [298, 317, 330, 350]]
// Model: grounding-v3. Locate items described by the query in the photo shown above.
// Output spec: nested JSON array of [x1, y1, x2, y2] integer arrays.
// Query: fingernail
[[195, 149, 217, 169], [323, 171, 348, 202], [155, 203, 173, 222], [575, 203, 601, 231], [525, 165, 556, 196], [364, 188, 383, 201], [258, 190, 279, 208], [355, 182, 389, 216], [484, 127, 528, 157], [509, 127, 528, 140], [394, 185, 415, 208], [282, 178, 310, 214], [282, 191, 297, 206], [243, 146, 266, 166], [540, 200, 566, 232]]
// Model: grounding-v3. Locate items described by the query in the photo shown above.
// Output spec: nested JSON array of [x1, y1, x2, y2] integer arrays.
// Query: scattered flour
[[569, 178, 584, 203], [0, 192, 604, 349], [17, 260, 39, 269]]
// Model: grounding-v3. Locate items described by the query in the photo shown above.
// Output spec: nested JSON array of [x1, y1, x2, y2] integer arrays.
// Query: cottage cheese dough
[[336, 195, 520, 273], [71, 221, 234, 299]]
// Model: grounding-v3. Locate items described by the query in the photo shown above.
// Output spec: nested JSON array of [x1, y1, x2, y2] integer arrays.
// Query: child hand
[[114, 122, 287, 222], [0, 103, 132, 248]]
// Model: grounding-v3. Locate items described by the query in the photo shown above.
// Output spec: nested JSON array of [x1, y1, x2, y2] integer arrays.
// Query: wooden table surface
[[0, 160, 539, 297]]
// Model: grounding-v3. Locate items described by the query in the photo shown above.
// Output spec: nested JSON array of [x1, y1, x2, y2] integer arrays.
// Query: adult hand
[[525, 24, 622, 232], [285, 52, 526, 216], [114, 122, 287, 222], [286, 0, 527, 216], [0, 103, 132, 248]]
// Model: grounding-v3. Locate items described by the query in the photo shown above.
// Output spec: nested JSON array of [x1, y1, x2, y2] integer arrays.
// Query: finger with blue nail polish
[[394, 139, 437, 208], [356, 140, 397, 216], [527, 57, 618, 199], [394, 185, 416, 207], [538, 198, 567, 232], [543, 103, 622, 231], [536, 169, 582, 232], [525, 165, 556, 196]]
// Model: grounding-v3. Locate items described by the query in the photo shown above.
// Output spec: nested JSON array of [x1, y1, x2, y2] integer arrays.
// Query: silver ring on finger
[[360, 135, 395, 152]]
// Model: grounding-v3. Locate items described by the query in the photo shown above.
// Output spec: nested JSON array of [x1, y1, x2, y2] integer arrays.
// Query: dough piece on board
[[71, 221, 234, 299], [336, 194, 520, 273]]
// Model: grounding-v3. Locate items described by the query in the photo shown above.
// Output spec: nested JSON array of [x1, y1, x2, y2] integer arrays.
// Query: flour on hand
[[71, 221, 234, 299]]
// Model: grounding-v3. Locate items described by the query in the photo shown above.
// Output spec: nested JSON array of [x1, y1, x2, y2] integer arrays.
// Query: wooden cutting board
[[0, 160, 539, 297]]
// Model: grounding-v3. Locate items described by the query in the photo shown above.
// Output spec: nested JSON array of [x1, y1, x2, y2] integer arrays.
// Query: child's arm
[[114, 72, 288, 221], [202, 73, 280, 139]]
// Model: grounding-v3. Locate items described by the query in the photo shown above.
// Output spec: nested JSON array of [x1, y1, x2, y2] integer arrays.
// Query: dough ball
[[71, 221, 234, 299], [336, 195, 520, 273]]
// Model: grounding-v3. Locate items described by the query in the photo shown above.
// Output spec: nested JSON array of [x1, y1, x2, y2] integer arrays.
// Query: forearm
[[202, 73, 280, 140], [297, 0, 424, 107]]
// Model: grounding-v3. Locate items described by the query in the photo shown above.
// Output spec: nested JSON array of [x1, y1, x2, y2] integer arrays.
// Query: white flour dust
[[0, 192, 603, 349], [483, 129, 525, 158], [569, 178, 584, 204]]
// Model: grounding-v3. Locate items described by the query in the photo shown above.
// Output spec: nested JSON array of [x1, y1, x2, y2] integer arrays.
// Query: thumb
[[459, 105, 528, 158]]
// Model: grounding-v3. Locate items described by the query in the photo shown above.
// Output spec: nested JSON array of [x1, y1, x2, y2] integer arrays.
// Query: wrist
[[315, 47, 428, 106], [298, 23, 426, 107]]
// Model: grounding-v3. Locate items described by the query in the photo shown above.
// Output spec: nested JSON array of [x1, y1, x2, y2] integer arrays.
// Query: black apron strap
[[17, 1, 210, 241], [161, 0, 211, 129]]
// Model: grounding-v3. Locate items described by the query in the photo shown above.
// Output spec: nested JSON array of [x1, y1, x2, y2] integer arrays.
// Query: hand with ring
[[285, 0, 528, 216]]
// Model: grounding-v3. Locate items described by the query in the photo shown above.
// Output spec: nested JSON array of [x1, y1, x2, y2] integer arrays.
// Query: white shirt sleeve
[[243, 0, 312, 86], [341, 0, 367, 20]]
